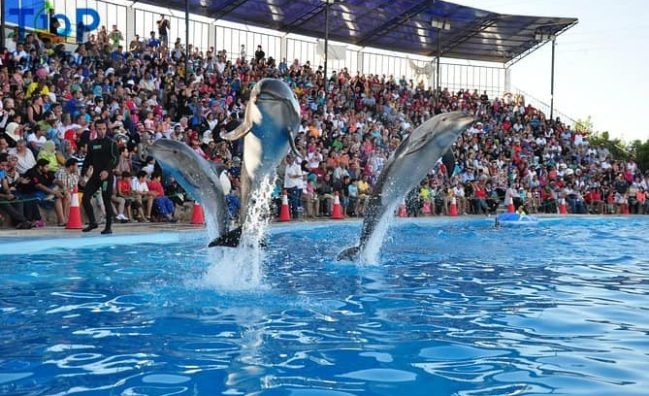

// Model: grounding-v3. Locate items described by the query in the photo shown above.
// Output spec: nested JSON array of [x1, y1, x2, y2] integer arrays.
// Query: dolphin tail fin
[[207, 227, 269, 248], [208, 227, 242, 248], [336, 246, 361, 261]]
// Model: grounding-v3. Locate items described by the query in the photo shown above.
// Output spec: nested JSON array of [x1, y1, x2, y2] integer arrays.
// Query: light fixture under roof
[[431, 18, 450, 30]]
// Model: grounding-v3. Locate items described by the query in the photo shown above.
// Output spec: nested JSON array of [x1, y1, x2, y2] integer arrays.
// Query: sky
[[454, 0, 648, 143]]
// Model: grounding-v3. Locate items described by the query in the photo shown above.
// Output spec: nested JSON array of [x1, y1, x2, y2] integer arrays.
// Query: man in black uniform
[[81, 120, 119, 234]]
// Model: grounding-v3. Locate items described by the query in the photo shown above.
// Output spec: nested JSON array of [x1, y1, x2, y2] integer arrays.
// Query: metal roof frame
[[136, 0, 578, 64]]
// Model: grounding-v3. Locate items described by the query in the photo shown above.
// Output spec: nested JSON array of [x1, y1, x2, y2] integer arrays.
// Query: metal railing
[[513, 87, 577, 127]]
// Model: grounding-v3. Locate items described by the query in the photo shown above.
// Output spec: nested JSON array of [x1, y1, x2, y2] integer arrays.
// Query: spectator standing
[[109, 25, 124, 49], [157, 15, 170, 47], [255, 45, 265, 63], [240, 44, 246, 62], [284, 155, 303, 219]]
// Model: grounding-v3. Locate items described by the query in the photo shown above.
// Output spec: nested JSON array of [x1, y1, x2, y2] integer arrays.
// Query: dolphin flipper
[[442, 149, 456, 178], [208, 227, 269, 248], [221, 119, 250, 141], [336, 246, 361, 261], [287, 127, 300, 157]]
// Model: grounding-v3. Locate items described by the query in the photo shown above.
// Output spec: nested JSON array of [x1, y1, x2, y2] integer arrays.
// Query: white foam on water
[[200, 176, 275, 290], [359, 201, 399, 265], [204, 210, 220, 243]]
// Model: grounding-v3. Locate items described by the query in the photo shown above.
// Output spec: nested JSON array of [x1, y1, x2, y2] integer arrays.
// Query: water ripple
[[1, 218, 649, 394]]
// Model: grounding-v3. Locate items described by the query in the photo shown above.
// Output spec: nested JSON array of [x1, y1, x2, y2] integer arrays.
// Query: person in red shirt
[[472, 181, 489, 214], [585, 187, 603, 214], [147, 172, 176, 222], [637, 187, 647, 214], [116, 171, 135, 221]]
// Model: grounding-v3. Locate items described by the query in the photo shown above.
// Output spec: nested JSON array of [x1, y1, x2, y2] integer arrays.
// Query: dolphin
[[337, 111, 474, 261], [208, 78, 301, 248], [147, 139, 239, 247]]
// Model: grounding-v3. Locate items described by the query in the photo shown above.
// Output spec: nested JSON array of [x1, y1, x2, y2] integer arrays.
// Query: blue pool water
[[1, 217, 649, 395]]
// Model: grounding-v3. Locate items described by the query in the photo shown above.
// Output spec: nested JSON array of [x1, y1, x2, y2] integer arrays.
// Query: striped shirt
[[55, 168, 79, 191]]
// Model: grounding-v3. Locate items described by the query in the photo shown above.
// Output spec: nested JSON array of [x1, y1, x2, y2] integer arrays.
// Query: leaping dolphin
[[337, 111, 474, 262], [148, 139, 239, 246], [209, 78, 301, 248]]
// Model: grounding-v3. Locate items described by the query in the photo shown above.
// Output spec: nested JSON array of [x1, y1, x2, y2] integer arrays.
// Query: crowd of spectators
[[1, 20, 649, 230]]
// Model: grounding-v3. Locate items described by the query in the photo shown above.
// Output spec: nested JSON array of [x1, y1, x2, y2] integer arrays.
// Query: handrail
[[513, 87, 577, 127]]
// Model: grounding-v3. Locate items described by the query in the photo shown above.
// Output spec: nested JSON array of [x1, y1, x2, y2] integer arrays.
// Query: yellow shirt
[[420, 187, 431, 200], [358, 180, 370, 195], [26, 82, 50, 98], [37, 150, 60, 172]]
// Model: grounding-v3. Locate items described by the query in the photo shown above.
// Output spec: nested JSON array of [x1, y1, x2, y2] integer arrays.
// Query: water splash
[[204, 212, 220, 244], [240, 176, 275, 251], [359, 202, 399, 265], [201, 176, 276, 290]]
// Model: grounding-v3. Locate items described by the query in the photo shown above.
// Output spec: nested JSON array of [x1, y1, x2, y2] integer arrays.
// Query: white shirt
[[13, 49, 28, 61], [27, 133, 47, 150], [220, 172, 231, 195], [333, 166, 349, 181], [9, 148, 36, 175], [216, 61, 225, 74], [131, 177, 149, 193], [142, 163, 155, 176], [307, 152, 322, 169], [139, 79, 155, 91], [284, 162, 303, 189], [574, 133, 584, 146]]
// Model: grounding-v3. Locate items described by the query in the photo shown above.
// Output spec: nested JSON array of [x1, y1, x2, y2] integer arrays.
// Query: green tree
[[630, 139, 649, 172], [578, 115, 648, 168], [574, 116, 593, 134], [587, 131, 630, 160]]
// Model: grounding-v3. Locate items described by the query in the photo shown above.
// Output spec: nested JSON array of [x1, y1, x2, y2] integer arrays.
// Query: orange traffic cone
[[279, 190, 291, 222], [331, 192, 344, 219], [559, 198, 568, 215], [191, 202, 205, 225], [449, 196, 458, 216], [398, 200, 408, 217], [66, 186, 83, 229], [507, 196, 515, 213]]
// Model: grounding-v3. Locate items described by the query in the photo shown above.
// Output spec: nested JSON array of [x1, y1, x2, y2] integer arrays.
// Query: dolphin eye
[[442, 118, 447, 122], [173, 150, 178, 154]]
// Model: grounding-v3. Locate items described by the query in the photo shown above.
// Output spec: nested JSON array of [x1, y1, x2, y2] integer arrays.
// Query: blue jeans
[[287, 187, 301, 218], [154, 196, 175, 218]]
